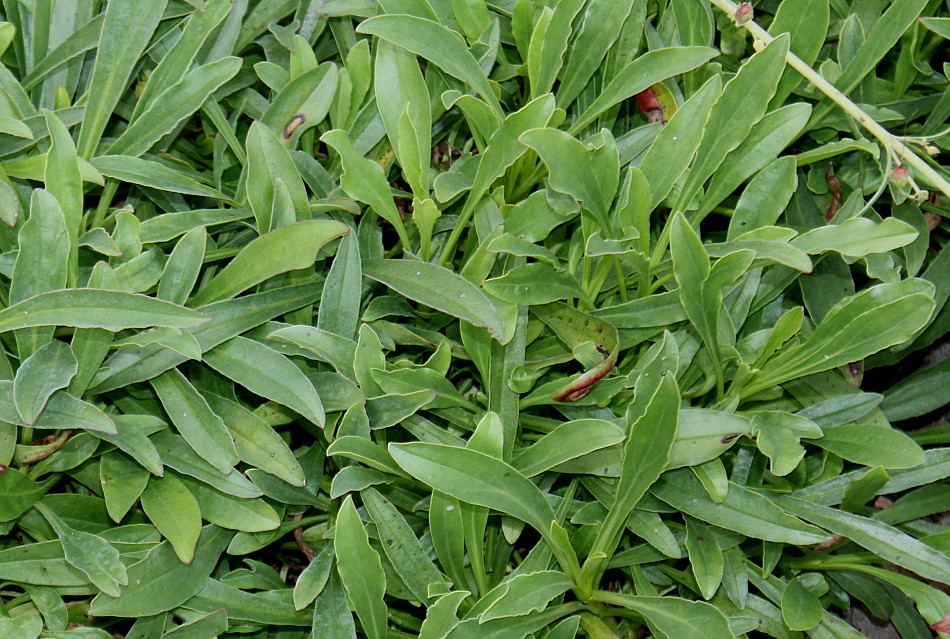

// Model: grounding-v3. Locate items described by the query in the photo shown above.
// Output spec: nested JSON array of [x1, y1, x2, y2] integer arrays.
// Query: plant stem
[[704, 0, 950, 200], [88, 179, 119, 231]]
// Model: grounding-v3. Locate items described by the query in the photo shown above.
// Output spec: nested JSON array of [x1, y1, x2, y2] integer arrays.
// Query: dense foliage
[[1, 0, 949, 638]]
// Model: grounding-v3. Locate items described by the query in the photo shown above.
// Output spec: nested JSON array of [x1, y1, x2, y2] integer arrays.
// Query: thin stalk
[[88, 179, 119, 231], [705, 0, 950, 200], [613, 259, 630, 303]]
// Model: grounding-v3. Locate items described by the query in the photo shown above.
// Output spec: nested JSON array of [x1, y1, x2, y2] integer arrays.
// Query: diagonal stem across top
[[704, 0, 950, 201]]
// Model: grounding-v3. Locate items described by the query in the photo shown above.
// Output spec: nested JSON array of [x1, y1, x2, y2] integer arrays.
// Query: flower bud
[[890, 165, 909, 187], [926, 145, 940, 156], [735, 2, 753, 24]]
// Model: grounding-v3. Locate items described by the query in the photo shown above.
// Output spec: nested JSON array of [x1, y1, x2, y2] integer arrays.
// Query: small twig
[[293, 513, 317, 562], [705, 0, 950, 201]]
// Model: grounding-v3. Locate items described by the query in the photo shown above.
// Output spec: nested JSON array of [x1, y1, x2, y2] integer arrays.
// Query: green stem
[[88, 179, 119, 231], [705, 0, 950, 200], [613, 258, 629, 303]]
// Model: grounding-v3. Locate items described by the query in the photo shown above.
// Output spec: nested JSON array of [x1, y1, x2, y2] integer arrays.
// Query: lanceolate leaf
[[0, 289, 207, 333], [89, 526, 231, 617], [203, 336, 325, 427], [652, 470, 829, 545], [363, 259, 508, 341], [75, 0, 168, 157], [749, 279, 936, 394], [150, 368, 238, 474], [334, 495, 388, 639], [390, 443, 556, 536], [189, 220, 348, 305], [357, 14, 503, 116]]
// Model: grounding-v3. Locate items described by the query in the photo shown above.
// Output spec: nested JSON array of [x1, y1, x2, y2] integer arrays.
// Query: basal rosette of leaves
[[0, 1, 949, 638]]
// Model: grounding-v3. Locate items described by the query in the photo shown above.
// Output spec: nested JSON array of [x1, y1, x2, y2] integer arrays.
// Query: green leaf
[[334, 495, 388, 639], [140, 473, 202, 564], [685, 515, 724, 600], [318, 231, 361, 340], [526, 0, 585, 99], [520, 127, 609, 226], [157, 226, 207, 305], [320, 129, 410, 248], [808, 0, 930, 128], [750, 279, 936, 394], [203, 392, 305, 486], [769, 0, 830, 105], [75, 0, 168, 157], [669, 409, 751, 469], [881, 356, 950, 421], [921, 17, 950, 40], [0, 288, 206, 334], [245, 121, 311, 233], [557, 0, 636, 108], [0, 469, 57, 523], [652, 470, 829, 545], [775, 495, 950, 586], [0, 382, 117, 434], [131, 0, 231, 119], [0, 116, 32, 138], [583, 374, 679, 591], [89, 526, 231, 617], [0, 616, 41, 639], [294, 544, 334, 610], [357, 14, 503, 116], [12, 340, 77, 424], [203, 336, 325, 427], [483, 262, 589, 305], [727, 157, 798, 240], [261, 62, 338, 147], [751, 412, 823, 477], [162, 609, 229, 639], [676, 35, 791, 212], [268, 324, 356, 378], [100, 451, 151, 522], [185, 579, 310, 626], [150, 431, 261, 499], [189, 220, 349, 305], [807, 424, 925, 469], [150, 368, 238, 474], [513, 419, 625, 477], [311, 571, 357, 638], [139, 208, 252, 243], [19, 14, 104, 92], [375, 40, 431, 198], [595, 593, 736, 639], [455, 94, 555, 224], [792, 217, 919, 257], [35, 503, 127, 597], [42, 109, 82, 287], [781, 575, 823, 631], [108, 57, 241, 157], [0, 539, 88, 587], [640, 75, 721, 209], [90, 283, 321, 393], [390, 442, 556, 539], [182, 477, 280, 533], [698, 103, 812, 218], [91, 155, 227, 199], [363, 259, 508, 341], [571, 46, 719, 133], [10, 189, 68, 356], [419, 590, 469, 639], [361, 487, 445, 605], [474, 570, 574, 622]]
